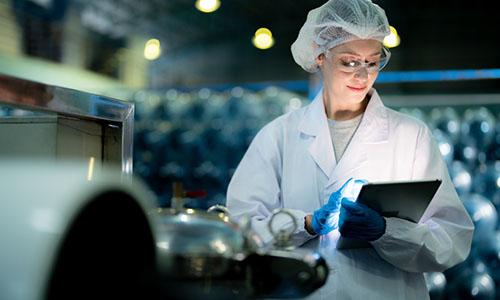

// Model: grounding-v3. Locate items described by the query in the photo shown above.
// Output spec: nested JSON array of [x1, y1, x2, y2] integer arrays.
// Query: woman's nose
[[354, 67, 369, 79]]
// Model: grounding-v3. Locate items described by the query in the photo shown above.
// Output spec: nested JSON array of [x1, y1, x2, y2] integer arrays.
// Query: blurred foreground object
[[0, 161, 328, 300], [0, 160, 157, 300]]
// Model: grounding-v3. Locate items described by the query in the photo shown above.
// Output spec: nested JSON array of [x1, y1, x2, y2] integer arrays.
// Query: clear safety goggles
[[328, 46, 391, 73]]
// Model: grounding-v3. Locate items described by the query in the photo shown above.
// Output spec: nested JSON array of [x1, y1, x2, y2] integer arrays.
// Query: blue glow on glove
[[311, 178, 368, 235], [343, 178, 368, 200], [338, 198, 386, 241]]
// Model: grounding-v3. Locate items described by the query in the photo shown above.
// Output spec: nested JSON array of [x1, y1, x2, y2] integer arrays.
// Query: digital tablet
[[336, 179, 442, 250]]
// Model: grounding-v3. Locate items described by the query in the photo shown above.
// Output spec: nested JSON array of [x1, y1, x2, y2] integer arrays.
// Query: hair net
[[291, 0, 390, 73]]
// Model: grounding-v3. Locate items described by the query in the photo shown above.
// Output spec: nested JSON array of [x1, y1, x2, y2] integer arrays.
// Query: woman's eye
[[341, 60, 359, 68]]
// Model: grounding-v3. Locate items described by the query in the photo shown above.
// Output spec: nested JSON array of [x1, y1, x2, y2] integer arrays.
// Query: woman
[[226, 0, 474, 298]]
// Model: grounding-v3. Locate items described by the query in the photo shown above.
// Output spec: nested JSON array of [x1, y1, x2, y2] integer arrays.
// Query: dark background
[[10, 0, 500, 93]]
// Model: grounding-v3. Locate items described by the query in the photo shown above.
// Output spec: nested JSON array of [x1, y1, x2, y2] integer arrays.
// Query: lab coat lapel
[[326, 89, 389, 190], [299, 90, 337, 179]]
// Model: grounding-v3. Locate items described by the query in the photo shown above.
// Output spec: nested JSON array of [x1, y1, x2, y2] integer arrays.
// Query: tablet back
[[336, 179, 442, 250], [357, 179, 442, 222]]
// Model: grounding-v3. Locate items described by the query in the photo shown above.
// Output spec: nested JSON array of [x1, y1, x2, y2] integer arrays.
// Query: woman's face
[[316, 39, 383, 108]]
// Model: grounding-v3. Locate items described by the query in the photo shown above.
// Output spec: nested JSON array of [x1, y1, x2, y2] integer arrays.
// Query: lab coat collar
[[298, 88, 389, 190], [358, 88, 389, 144], [298, 89, 325, 136], [298, 88, 388, 142], [299, 89, 336, 178]]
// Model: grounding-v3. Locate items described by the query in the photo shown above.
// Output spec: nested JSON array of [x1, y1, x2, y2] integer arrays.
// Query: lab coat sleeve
[[371, 125, 474, 273], [226, 124, 315, 247]]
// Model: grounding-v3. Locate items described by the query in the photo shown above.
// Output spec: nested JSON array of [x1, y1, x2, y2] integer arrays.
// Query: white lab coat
[[226, 89, 474, 299]]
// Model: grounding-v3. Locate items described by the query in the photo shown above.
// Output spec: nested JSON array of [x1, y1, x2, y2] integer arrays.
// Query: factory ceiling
[[11, 0, 500, 92]]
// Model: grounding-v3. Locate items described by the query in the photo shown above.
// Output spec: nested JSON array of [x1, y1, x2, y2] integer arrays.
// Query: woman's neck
[[323, 90, 369, 121]]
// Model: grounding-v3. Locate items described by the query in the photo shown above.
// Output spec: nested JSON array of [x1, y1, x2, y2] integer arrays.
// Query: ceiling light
[[252, 27, 274, 50], [144, 39, 161, 60], [195, 0, 220, 13], [383, 26, 400, 48]]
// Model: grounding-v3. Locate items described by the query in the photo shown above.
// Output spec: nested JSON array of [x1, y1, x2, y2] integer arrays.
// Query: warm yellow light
[[144, 39, 161, 60], [87, 156, 95, 181], [252, 27, 274, 50], [195, 0, 220, 13], [383, 26, 400, 48]]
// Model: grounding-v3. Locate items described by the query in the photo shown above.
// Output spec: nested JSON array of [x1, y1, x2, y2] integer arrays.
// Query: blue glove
[[311, 178, 366, 235], [338, 198, 386, 241]]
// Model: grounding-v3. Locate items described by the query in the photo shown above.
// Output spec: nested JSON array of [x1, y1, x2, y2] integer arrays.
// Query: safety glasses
[[329, 46, 391, 73]]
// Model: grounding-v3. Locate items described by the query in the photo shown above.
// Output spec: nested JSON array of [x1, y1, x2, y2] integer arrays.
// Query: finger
[[340, 205, 349, 218], [339, 223, 356, 236], [355, 202, 379, 217], [340, 204, 357, 222], [340, 179, 367, 199], [342, 200, 369, 218], [341, 198, 360, 211], [363, 204, 381, 217], [348, 180, 366, 198], [354, 179, 369, 185], [337, 177, 354, 194]]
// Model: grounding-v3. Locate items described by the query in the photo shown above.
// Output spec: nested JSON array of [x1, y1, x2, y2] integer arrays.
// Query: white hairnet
[[291, 0, 390, 73]]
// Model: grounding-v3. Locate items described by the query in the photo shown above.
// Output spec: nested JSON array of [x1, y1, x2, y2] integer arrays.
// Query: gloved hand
[[311, 178, 366, 235], [338, 198, 386, 241]]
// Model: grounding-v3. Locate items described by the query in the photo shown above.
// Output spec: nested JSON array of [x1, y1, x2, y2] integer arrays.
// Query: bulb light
[[383, 26, 401, 48], [144, 39, 161, 60], [195, 0, 220, 13], [252, 27, 274, 50]]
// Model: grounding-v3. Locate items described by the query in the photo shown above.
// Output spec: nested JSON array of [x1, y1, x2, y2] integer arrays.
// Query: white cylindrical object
[[0, 160, 157, 300]]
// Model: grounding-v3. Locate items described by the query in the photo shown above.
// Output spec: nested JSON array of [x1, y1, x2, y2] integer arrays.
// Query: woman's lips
[[347, 85, 366, 92]]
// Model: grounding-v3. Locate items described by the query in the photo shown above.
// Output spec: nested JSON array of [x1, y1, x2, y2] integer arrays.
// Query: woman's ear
[[315, 53, 324, 67]]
